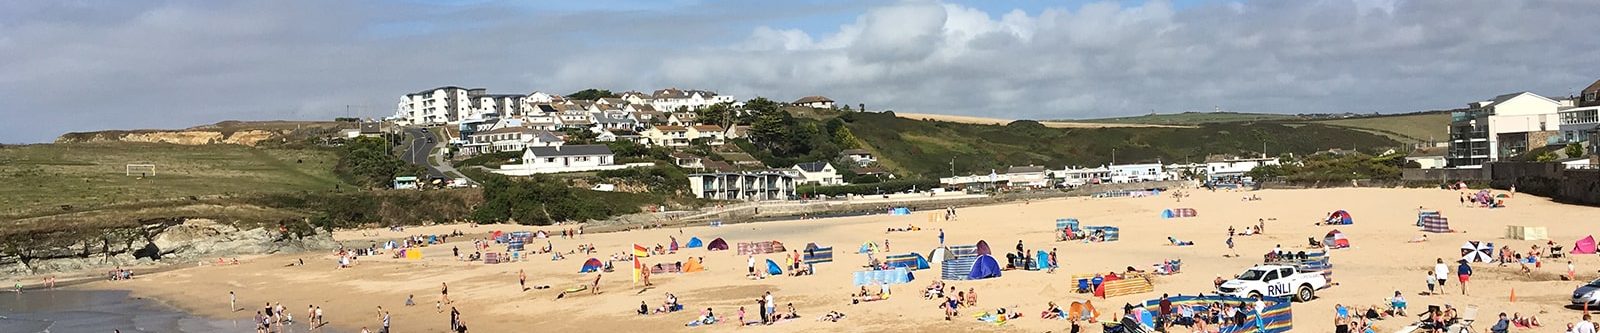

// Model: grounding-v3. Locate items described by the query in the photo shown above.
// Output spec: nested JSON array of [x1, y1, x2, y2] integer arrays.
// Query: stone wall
[[1490, 162, 1600, 206], [1402, 168, 1491, 181]]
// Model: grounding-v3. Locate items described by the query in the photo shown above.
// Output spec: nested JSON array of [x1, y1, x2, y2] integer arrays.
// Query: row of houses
[[1442, 79, 1600, 168], [939, 156, 1282, 189], [394, 87, 737, 126]]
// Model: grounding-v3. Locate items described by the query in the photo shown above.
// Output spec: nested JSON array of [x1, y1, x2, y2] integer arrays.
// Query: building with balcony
[[1447, 92, 1561, 167], [1559, 106, 1600, 146], [687, 172, 796, 201]]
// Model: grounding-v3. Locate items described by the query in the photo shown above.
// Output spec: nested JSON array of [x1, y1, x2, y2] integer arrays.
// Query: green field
[[1305, 112, 1450, 144], [1069, 112, 1299, 125], [847, 112, 1402, 178], [0, 142, 347, 218]]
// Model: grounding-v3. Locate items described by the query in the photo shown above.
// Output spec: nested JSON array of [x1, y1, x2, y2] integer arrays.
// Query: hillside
[[1069, 112, 1299, 125], [844, 112, 1401, 178], [0, 142, 347, 219], [1303, 112, 1450, 144]]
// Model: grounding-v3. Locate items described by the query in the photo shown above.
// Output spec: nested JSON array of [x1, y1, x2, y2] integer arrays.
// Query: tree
[[1535, 150, 1559, 162], [562, 128, 598, 144], [696, 103, 732, 127], [743, 97, 780, 122], [1565, 143, 1586, 158], [840, 104, 853, 112], [831, 125, 861, 149], [334, 136, 416, 189], [565, 89, 616, 100]]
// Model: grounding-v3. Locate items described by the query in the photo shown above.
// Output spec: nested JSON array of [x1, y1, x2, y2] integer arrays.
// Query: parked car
[[1217, 264, 1329, 302], [1571, 278, 1600, 307]]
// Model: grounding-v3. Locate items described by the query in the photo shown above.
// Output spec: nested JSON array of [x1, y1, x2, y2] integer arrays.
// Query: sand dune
[[79, 188, 1600, 332], [893, 112, 1193, 128]]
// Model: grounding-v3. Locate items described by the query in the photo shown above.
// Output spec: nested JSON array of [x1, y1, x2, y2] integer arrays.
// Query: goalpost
[[125, 163, 156, 177]]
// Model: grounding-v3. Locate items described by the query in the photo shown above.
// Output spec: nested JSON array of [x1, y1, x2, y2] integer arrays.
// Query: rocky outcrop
[[55, 129, 282, 146], [0, 218, 335, 277]]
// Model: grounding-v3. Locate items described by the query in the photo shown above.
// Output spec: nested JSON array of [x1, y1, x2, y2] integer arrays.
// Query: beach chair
[[1077, 279, 1091, 293], [1458, 305, 1479, 332]]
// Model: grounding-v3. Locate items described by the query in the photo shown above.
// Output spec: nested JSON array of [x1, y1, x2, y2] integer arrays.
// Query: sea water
[[0, 289, 340, 333]]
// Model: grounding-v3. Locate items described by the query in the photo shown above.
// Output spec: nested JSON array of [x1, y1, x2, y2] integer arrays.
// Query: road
[[401, 127, 469, 183]]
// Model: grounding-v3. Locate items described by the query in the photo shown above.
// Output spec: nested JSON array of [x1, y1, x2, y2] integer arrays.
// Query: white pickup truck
[[1217, 264, 1329, 302]]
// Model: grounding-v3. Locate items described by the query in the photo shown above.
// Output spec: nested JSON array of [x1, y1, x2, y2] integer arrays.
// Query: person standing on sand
[[519, 269, 528, 291], [1458, 260, 1473, 295], [939, 229, 945, 245], [764, 291, 777, 324], [748, 255, 756, 276], [230, 291, 237, 312], [441, 282, 451, 304], [592, 273, 602, 294], [1433, 258, 1449, 291]]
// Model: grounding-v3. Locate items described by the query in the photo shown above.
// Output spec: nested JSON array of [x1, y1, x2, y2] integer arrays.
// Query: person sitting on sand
[[819, 311, 846, 322], [638, 301, 650, 315], [1041, 301, 1064, 319], [1409, 234, 1429, 243], [965, 288, 978, 307], [685, 308, 717, 326], [1511, 312, 1541, 328], [942, 296, 961, 320]]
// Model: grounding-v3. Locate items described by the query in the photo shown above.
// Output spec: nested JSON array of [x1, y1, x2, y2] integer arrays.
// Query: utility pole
[[1112, 148, 1117, 166], [950, 157, 956, 178]]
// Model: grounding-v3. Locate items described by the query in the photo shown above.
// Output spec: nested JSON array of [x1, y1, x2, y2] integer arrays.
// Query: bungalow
[[839, 149, 875, 166], [1204, 156, 1280, 180], [666, 112, 699, 126], [1051, 166, 1111, 187], [791, 161, 843, 185], [670, 152, 705, 169], [850, 166, 895, 180], [793, 96, 835, 109], [1005, 165, 1050, 188], [688, 125, 726, 145], [1405, 147, 1448, 169], [1108, 163, 1167, 183], [494, 144, 621, 175]]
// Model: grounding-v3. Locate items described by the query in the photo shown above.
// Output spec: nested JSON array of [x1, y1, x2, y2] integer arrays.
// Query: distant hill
[[1300, 111, 1451, 145], [1068, 112, 1299, 125], [844, 112, 1402, 178]]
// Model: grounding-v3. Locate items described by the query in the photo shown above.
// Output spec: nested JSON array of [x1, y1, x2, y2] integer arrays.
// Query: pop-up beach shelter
[[765, 259, 783, 275], [858, 242, 878, 254], [1325, 210, 1354, 225], [708, 238, 729, 251], [929, 247, 948, 265], [1575, 236, 1598, 255], [890, 207, 912, 215], [1161, 208, 1197, 219], [686, 237, 703, 248], [975, 240, 992, 256], [1034, 250, 1051, 270], [886, 253, 931, 270], [684, 257, 704, 272], [580, 258, 603, 273], [968, 254, 1002, 280], [1324, 230, 1350, 249]]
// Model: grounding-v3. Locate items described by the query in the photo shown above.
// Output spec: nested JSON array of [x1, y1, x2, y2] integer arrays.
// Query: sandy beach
[[74, 188, 1600, 332]]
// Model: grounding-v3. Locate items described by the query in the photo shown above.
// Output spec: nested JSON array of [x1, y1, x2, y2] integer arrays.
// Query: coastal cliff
[[0, 218, 335, 277]]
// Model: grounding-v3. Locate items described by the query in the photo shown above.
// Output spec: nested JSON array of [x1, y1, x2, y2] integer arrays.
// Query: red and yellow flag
[[632, 257, 642, 284], [633, 244, 650, 257]]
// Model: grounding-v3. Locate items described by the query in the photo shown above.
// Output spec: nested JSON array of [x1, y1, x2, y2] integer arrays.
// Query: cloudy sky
[[3, 0, 1597, 143]]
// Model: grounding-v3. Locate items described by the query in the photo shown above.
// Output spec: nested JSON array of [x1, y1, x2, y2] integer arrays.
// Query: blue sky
[[1, 0, 1596, 143]]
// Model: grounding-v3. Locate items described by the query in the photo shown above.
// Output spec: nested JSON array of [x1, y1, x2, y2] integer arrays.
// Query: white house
[[792, 96, 835, 109], [464, 127, 563, 155], [839, 149, 875, 166], [494, 144, 635, 175], [688, 125, 726, 145], [1108, 163, 1166, 183], [791, 161, 843, 185], [1204, 157, 1281, 180], [1448, 92, 1562, 167], [650, 88, 731, 111], [688, 172, 796, 201], [1406, 147, 1448, 169], [1005, 165, 1050, 188], [1050, 166, 1111, 187], [643, 125, 691, 147]]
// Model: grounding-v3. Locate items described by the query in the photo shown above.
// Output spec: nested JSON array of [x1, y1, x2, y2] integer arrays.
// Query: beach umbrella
[[1460, 241, 1493, 263]]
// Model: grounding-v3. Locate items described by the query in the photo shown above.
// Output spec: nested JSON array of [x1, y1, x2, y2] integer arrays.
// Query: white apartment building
[[395, 86, 479, 125], [1447, 92, 1562, 167], [1051, 166, 1111, 187], [650, 88, 732, 111], [463, 127, 563, 155], [688, 172, 797, 201]]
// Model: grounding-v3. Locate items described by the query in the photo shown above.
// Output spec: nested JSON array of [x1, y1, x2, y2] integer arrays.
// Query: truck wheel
[[1295, 285, 1314, 302]]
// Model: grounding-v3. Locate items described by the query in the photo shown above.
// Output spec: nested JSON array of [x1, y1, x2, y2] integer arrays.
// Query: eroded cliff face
[[56, 130, 281, 146], [0, 218, 335, 277]]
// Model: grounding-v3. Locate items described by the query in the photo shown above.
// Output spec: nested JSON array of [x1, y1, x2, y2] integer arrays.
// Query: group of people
[[937, 285, 980, 320], [1425, 258, 1473, 296], [1125, 295, 1269, 333], [106, 267, 133, 281]]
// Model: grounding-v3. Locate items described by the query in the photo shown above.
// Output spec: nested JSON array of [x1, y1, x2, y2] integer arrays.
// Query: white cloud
[[2, 0, 1598, 143]]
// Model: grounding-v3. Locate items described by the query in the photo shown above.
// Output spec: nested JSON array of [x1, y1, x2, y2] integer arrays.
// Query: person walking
[[519, 269, 528, 291], [938, 229, 945, 245], [1433, 258, 1449, 291], [1457, 260, 1473, 295], [441, 282, 451, 304]]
